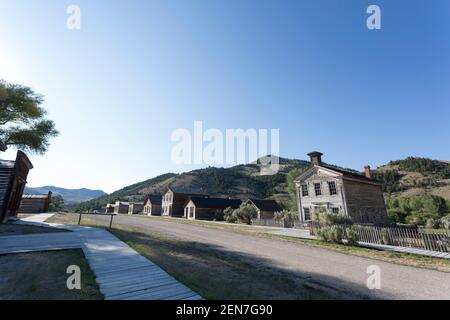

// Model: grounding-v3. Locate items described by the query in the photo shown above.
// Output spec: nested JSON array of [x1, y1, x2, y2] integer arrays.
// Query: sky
[[0, 0, 449, 193]]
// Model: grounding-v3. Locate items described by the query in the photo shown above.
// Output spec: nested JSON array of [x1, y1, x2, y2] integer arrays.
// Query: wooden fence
[[310, 222, 450, 253], [252, 218, 285, 228]]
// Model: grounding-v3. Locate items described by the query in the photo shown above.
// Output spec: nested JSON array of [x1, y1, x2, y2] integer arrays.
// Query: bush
[[425, 218, 442, 229], [312, 210, 353, 226], [274, 210, 298, 228], [346, 227, 359, 246], [387, 208, 408, 224], [233, 202, 258, 225], [440, 215, 450, 230], [223, 207, 237, 223], [315, 225, 344, 244]]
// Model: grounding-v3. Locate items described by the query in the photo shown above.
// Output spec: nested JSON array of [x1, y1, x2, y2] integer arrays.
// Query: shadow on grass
[[109, 227, 392, 300]]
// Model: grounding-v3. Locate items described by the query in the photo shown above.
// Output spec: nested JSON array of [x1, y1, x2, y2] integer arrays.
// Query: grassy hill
[[373, 157, 450, 200], [72, 156, 450, 213]]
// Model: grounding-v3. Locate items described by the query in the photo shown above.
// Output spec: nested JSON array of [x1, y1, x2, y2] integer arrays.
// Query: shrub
[[233, 202, 258, 225], [387, 208, 408, 224], [440, 215, 450, 230], [425, 218, 442, 229], [346, 227, 359, 246], [274, 210, 298, 228], [312, 210, 353, 226], [223, 207, 237, 223], [316, 225, 344, 244]]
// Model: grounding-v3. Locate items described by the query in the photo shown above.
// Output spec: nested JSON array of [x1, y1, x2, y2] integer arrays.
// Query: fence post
[[78, 213, 82, 225]]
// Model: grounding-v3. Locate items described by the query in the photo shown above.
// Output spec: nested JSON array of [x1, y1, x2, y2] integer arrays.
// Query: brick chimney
[[364, 165, 372, 179], [308, 151, 323, 166]]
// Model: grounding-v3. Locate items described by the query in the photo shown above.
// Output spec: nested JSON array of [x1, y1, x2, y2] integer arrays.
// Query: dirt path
[[94, 214, 450, 300]]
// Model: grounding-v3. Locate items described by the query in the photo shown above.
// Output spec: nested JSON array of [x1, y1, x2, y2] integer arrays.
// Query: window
[[303, 207, 311, 220], [301, 183, 309, 197], [328, 181, 337, 195], [332, 207, 339, 214], [314, 183, 322, 196]]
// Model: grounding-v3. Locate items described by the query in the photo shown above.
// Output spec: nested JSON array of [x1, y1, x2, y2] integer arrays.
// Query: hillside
[[25, 186, 107, 205], [373, 157, 450, 200], [73, 156, 450, 212]]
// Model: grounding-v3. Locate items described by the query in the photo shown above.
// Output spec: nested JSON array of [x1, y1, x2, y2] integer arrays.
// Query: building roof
[[321, 165, 381, 184], [249, 199, 282, 212], [144, 194, 162, 205], [167, 186, 208, 196], [188, 197, 242, 209]]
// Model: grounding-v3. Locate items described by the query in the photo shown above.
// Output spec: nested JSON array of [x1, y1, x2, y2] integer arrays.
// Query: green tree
[[0, 80, 58, 154], [286, 167, 306, 210], [49, 194, 65, 211]]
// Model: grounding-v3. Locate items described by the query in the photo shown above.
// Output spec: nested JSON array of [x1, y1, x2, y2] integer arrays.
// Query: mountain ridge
[[25, 185, 107, 205], [72, 156, 450, 212]]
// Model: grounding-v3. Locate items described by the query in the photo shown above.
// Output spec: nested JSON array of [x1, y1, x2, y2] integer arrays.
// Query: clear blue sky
[[1, 0, 449, 193]]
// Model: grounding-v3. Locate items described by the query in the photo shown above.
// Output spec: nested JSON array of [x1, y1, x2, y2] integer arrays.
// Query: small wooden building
[[247, 199, 282, 219], [0, 151, 33, 223], [128, 202, 144, 215], [184, 197, 242, 221], [113, 201, 129, 214], [105, 203, 115, 213], [162, 187, 208, 217], [19, 191, 52, 214], [143, 194, 162, 216]]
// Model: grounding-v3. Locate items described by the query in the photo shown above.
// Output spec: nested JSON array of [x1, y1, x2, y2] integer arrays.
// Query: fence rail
[[252, 218, 285, 228], [310, 222, 450, 253]]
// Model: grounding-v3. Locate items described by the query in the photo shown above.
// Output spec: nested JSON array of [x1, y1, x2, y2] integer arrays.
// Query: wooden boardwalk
[[1, 214, 202, 300]]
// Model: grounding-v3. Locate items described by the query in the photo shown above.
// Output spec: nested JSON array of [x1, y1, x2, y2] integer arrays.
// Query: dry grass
[[0, 249, 103, 300]]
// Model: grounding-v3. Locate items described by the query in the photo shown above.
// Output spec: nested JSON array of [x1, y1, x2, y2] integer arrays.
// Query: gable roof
[[166, 186, 208, 196], [249, 199, 282, 212], [295, 164, 382, 185], [144, 194, 162, 205], [188, 197, 242, 209], [321, 165, 380, 183]]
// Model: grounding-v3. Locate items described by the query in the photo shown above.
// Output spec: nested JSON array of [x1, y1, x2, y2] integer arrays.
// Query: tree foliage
[[0, 80, 58, 154]]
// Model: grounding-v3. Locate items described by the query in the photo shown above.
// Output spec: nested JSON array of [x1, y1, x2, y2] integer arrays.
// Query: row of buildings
[[104, 151, 388, 225], [105, 187, 283, 221]]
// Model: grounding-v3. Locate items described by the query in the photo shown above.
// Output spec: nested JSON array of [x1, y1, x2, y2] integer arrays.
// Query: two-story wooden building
[[162, 187, 208, 217], [294, 151, 388, 225]]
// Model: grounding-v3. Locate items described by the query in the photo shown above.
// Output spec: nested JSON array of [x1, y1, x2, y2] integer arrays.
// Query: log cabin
[[294, 151, 388, 224], [184, 197, 242, 221], [247, 199, 282, 219], [0, 151, 33, 223], [128, 202, 144, 215], [162, 187, 208, 217], [143, 194, 162, 216], [18, 191, 52, 214]]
